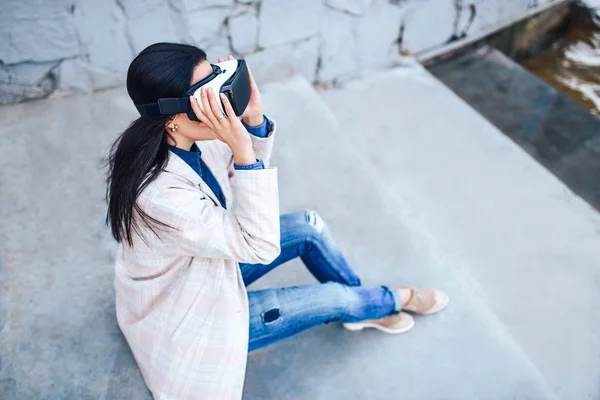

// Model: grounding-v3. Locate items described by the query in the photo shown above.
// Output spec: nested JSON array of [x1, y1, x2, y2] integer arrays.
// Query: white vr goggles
[[134, 59, 251, 121]]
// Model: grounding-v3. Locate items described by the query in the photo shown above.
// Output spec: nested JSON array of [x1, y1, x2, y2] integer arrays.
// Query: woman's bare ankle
[[398, 288, 413, 307]]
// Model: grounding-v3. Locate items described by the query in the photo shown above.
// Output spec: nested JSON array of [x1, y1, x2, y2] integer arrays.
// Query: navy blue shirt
[[168, 115, 272, 209]]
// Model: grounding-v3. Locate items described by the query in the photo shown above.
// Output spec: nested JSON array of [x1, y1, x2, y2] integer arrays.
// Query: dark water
[[522, 1, 600, 117]]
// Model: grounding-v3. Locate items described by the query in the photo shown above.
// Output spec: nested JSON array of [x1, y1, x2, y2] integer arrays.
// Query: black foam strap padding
[[135, 97, 190, 117]]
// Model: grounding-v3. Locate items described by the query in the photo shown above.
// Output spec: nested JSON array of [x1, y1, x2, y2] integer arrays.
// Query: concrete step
[[0, 88, 151, 399], [427, 45, 600, 213], [0, 70, 563, 399], [319, 60, 600, 400], [242, 75, 557, 400]]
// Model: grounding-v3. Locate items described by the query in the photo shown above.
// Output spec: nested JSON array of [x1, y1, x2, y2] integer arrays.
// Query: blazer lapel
[[165, 150, 222, 208], [197, 180, 222, 208], [197, 141, 229, 209]]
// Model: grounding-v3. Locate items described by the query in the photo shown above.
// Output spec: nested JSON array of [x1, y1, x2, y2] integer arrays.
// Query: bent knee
[[304, 209, 326, 234]]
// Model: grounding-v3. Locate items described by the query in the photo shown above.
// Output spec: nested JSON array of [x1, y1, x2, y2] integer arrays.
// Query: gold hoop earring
[[170, 124, 179, 132]]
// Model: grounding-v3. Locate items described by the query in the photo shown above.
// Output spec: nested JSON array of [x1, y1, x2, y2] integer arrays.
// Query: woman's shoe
[[342, 312, 415, 334], [399, 287, 449, 315]]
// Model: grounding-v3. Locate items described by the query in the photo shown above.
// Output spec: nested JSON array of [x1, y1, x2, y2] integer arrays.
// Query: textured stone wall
[[0, 0, 562, 104]]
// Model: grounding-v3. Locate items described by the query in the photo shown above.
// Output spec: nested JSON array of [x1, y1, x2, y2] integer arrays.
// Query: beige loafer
[[399, 287, 449, 315], [342, 312, 415, 334]]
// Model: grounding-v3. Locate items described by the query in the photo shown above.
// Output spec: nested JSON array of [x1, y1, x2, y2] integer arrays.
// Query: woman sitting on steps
[[105, 42, 449, 400]]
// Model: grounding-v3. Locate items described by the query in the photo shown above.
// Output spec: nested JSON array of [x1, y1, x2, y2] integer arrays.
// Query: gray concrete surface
[[1, 0, 567, 104], [321, 61, 600, 399], [0, 88, 150, 399], [1, 59, 599, 399], [428, 45, 600, 212]]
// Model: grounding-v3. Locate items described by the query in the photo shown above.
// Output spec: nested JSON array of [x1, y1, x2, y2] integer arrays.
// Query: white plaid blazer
[[114, 120, 280, 399]]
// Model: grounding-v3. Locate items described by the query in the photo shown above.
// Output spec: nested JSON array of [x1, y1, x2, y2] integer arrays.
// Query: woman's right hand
[[189, 87, 256, 165]]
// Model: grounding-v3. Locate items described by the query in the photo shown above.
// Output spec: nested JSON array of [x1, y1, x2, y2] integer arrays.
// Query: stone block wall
[[0, 0, 563, 104]]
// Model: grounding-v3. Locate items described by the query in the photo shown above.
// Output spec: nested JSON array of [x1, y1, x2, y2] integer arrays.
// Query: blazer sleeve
[[249, 116, 276, 167], [146, 168, 281, 264], [225, 117, 277, 179]]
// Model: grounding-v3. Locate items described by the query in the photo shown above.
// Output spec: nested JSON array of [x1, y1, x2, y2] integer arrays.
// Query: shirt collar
[[168, 142, 202, 176], [168, 141, 200, 153]]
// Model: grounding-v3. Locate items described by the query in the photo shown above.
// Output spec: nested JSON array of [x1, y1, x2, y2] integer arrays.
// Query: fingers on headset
[[220, 93, 236, 121], [206, 88, 224, 121], [194, 92, 210, 121], [228, 55, 235, 60], [189, 95, 202, 118], [246, 65, 257, 91], [189, 95, 211, 127], [200, 88, 218, 125], [217, 57, 224, 63]]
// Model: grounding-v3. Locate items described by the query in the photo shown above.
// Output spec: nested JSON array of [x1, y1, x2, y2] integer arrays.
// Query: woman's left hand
[[218, 55, 264, 126]]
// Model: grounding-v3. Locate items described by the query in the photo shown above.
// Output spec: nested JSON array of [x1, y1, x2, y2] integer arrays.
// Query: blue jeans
[[240, 210, 402, 352]]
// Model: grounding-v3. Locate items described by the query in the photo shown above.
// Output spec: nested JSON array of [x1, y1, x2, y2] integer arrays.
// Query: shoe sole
[[342, 318, 415, 334]]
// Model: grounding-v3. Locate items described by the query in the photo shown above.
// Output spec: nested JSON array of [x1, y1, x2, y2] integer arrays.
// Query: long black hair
[[104, 42, 207, 246]]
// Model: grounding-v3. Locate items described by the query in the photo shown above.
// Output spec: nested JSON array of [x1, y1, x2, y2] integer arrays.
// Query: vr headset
[[134, 59, 251, 121]]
